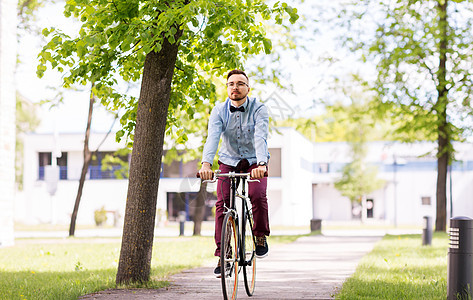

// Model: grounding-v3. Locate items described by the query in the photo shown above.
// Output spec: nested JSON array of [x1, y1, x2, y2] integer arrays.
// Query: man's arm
[[251, 104, 269, 179], [253, 104, 269, 164], [199, 107, 223, 180]]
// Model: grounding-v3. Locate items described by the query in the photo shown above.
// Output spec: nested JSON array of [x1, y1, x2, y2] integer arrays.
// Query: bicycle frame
[[205, 170, 258, 267], [201, 170, 260, 299], [232, 174, 256, 267]]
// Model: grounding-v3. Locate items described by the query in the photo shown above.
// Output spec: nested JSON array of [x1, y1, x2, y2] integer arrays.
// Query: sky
[[16, 0, 359, 134]]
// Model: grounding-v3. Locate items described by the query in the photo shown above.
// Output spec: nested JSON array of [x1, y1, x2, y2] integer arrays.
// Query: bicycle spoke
[[211, 172, 260, 299], [243, 210, 256, 296], [221, 213, 238, 300]]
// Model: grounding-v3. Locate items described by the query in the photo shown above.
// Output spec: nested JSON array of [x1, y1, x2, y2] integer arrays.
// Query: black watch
[[258, 161, 267, 167]]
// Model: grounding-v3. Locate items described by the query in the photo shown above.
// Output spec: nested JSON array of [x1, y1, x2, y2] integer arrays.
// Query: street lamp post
[[393, 155, 398, 228], [392, 154, 407, 228]]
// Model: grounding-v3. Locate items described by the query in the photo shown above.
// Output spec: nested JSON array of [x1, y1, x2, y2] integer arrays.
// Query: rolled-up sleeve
[[202, 107, 223, 165], [254, 104, 269, 164]]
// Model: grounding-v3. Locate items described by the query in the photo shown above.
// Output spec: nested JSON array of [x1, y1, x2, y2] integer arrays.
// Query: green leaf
[[263, 39, 272, 54], [121, 35, 135, 52], [42, 28, 50, 37], [116, 130, 124, 141], [36, 0, 303, 158], [85, 5, 95, 15]]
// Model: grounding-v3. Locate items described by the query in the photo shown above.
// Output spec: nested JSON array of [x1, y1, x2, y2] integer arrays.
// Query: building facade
[[311, 141, 473, 226], [17, 128, 473, 228]]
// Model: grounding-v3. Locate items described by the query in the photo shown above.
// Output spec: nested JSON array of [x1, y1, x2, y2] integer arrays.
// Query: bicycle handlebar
[[196, 170, 268, 180]]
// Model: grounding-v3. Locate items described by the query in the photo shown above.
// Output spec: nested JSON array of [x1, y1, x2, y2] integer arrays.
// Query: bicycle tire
[[221, 212, 239, 300], [243, 209, 256, 296]]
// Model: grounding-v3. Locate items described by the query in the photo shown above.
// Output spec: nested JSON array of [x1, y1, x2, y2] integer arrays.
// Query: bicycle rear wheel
[[221, 212, 239, 300], [243, 210, 256, 296]]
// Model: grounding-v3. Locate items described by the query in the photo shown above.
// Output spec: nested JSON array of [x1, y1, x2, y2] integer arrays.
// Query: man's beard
[[230, 94, 246, 101]]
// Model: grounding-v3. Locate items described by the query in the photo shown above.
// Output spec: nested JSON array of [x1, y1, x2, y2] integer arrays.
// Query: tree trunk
[[193, 111, 210, 236], [436, 130, 448, 232], [193, 182, 207, 236], [69, 89, 94, 236], [435, 0, 449, 232], [116, 33, 182, 285]]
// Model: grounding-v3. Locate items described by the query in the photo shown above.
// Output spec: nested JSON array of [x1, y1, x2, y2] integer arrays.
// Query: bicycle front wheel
[[243, 210, 256, 296], [221, 212, 239, 300]]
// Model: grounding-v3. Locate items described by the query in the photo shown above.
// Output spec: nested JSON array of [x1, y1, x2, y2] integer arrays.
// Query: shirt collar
[[229, 97, 249, 110]]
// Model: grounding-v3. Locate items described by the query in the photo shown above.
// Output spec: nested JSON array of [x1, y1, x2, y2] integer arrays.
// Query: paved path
[[80, 235, 381, 299]]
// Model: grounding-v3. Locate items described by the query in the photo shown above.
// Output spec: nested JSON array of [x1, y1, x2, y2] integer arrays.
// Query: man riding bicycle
[[198, 69, 270, 277]]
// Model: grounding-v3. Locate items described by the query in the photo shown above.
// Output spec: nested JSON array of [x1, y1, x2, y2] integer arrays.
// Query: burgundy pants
[[214, 162, 270, 257]]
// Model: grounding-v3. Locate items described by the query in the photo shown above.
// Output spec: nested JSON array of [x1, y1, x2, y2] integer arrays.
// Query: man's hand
[[251, 165, 267, 179], [198, 162, 213, 180]]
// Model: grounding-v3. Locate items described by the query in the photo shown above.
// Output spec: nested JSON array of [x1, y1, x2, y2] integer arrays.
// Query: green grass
[[0, 237, 215, 300], [268, 234, 306, 244], [14, 223, 115, 231], [1, 234, 304, 300], [336, 233, 448, 300]]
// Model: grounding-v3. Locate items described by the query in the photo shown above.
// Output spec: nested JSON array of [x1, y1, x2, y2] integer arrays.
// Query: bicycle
[[199, 170, 261, 300]]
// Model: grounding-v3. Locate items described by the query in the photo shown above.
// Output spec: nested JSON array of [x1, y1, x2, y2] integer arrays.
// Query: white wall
[[313, 184, 352, 221], [277, 128, 313, 226], [450, 172, 473, 218], [19, 132, 129, 226], [393, 171, 437, 226], [16, 180, 128, 226]]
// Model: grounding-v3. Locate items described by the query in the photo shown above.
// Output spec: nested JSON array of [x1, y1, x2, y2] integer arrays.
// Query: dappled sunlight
[[337, 234, 448, 299], [0, 269, 116, 299], [0, 236, 215, 299]]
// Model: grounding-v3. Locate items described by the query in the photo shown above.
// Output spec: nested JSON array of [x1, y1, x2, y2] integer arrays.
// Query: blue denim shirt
[[202, 97, 270, 167]]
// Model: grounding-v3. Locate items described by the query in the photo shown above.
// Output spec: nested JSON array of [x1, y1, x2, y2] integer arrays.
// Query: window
[[421, 196, 431, 206], [38, 152, 68, 180], [268, 148, 281, 177], [319, 163, 330, 173], [366, 199, 374, 218], [166, 191, 216, 221], [89, 151, 129, 179]]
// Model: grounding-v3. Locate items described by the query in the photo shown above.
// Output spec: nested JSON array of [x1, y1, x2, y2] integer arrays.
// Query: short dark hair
[[227, 69, 248, 81]]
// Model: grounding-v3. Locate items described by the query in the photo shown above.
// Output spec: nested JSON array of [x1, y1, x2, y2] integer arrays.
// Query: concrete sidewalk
[[80, 234, 381, 300]]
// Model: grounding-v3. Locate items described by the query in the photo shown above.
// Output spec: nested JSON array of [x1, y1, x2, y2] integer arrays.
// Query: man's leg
[[248, 164, 270, 238], [214, 162, 234, 257]]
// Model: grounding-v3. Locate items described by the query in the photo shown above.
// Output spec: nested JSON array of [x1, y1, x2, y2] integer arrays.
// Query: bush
[[94, 206, 107, 226]]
